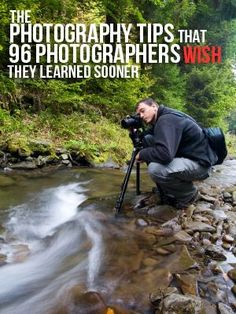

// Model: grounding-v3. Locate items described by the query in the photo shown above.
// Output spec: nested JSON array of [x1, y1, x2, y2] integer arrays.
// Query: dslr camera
[[121, 114, 144, 148], [121, 113, 143, 129]]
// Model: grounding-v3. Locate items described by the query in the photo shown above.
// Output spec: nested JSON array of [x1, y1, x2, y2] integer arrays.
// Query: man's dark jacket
[[139, 105, 218, 167]]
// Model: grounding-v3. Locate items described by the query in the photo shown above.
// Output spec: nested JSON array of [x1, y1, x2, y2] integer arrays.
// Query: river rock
[[149, 287, 178, 306], [227, 268, 236, 282], [223, 234, 234, 243], [9, 161, 37, 170], [221, 242, 231, 250], [209, 261, 223, 274], [218, 302, 235, 314], [29, 139, 52, 154], [161, 293, 204, 314], [155, 247, 172, 255], [202, 239, 212, 246], [173, 230, 192, 243], [11, 244, 30, 262], [232, 191, 236, 205], [175, 273, 198, 295], [231, 285, 236, 296], [205, 244, 227, 261], [193, 214, 210, 223], [200, 194, 217, 203], [164, 245, 198, 273], [212, 210, 228, 221], [184, 221, 216, 233], [228, 223, 236, 239], [69, 289, 107, 314], [223, 191, 232, 201], [135, 218, 149, 227]]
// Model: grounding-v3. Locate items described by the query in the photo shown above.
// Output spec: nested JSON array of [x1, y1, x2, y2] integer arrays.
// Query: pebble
[[221, 242, 231, 250], [135, 218, 149, 227], [227, 268, 236, 282], [223, 234, 234, 243], [231, 285, 236, 296]]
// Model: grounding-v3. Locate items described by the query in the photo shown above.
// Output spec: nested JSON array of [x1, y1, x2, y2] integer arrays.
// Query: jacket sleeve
[[139, 116, 183, 164]]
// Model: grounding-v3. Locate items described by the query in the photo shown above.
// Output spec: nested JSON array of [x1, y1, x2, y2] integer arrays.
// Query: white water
[[0, 182, 105, 314]]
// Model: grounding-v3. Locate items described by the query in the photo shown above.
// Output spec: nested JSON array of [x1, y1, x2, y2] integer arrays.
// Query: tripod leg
[[136, 162, 141, 195], [115, 148, 138, 215]]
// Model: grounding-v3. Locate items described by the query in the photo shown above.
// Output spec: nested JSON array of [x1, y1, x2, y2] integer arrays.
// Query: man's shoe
[[152, 186, 176, 206], [175, 190, 200, 210]]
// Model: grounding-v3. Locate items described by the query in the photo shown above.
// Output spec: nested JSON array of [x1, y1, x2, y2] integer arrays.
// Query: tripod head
[[129, 128, 144, 149]]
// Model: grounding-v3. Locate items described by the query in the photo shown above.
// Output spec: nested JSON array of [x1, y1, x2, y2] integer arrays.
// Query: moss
[[1, 108, 133, 165], [7, 136, 32, 156], [28, 139, 54, 155]]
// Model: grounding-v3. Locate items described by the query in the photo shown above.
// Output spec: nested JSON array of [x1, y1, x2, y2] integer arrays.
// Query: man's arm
[[139, 117, 183, 164]]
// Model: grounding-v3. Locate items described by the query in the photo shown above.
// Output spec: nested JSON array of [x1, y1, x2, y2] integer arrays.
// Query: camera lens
[[121, 114, 143, 129]]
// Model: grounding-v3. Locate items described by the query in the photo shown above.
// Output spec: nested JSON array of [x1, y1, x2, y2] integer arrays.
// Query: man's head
[[135, 98, 159, 124]]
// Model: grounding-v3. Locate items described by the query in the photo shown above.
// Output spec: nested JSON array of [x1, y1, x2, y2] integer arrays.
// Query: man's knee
[[148, 162, 168, 179]]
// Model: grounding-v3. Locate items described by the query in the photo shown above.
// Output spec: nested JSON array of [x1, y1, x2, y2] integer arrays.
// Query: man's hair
[[135, 98, 158, 110]]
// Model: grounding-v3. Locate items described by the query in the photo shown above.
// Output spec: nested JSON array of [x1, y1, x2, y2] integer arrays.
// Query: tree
[[185, 63, 236, 128]]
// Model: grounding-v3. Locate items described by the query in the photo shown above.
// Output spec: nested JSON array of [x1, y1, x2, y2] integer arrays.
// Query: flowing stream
[[0, 167, 155, 313]]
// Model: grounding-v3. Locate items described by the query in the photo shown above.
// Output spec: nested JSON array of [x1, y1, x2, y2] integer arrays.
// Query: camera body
[[121, 114, 144, 148], [121, 114, 143, 129]]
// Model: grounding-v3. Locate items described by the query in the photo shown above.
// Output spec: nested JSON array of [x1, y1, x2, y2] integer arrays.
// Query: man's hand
[[135, 152, 144, 163]]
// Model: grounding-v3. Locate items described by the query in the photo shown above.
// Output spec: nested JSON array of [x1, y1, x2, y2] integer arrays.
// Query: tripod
[[114, 129, 143, 215]]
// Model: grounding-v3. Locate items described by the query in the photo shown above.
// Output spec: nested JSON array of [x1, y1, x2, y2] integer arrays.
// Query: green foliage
[[151, 64, 186, 111], [225, 132, 236, 157], [227, 109, 236, 132], [185, 63, 236, 128], [85, 73, 154, 118]]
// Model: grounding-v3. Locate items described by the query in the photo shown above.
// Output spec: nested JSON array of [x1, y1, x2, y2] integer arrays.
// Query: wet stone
[[223, 191, 232, 200], [184, 221, 216, 233], [218, 302, 235, 314], [221, 242, 231, 250], [200, 232, 212, 240], [227, 268, 236, 282], [212, 210, 228, 221], [202, 239, 212, 247], [135, 218, 149, 227], [209, 261, 223, 274], [200, 194, 217, 203], [149, 287, 178, 306], [173, 230, 192, 243], [231, 285, 236, 296], [175, 273, 198, 295], [223, 234, 234, 243], [70, 290, 107, 314], [205, 244, 227, 261], [232, 191, 236, 205], [161, 293, 204, 314], [155, 247, 171, 256]]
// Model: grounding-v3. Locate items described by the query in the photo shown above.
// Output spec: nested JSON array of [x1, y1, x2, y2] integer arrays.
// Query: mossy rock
[[28, 140, 53, 155], [7, 137, 32, 156]]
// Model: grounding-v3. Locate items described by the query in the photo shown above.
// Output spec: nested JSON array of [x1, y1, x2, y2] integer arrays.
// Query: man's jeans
[[143, 135, 211, 206]]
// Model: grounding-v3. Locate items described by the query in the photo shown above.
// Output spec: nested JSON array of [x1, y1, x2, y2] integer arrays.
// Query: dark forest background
[[0, 0, 236, 164]]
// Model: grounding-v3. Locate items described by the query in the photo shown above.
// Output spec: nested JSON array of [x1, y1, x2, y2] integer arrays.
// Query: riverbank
[[1, 108, 236, 171], [0, 109, 132, 170], [125, 159, 236, 313]]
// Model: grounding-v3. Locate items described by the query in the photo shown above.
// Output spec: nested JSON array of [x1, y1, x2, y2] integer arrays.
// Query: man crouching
[[135, 98, 218, 209]]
